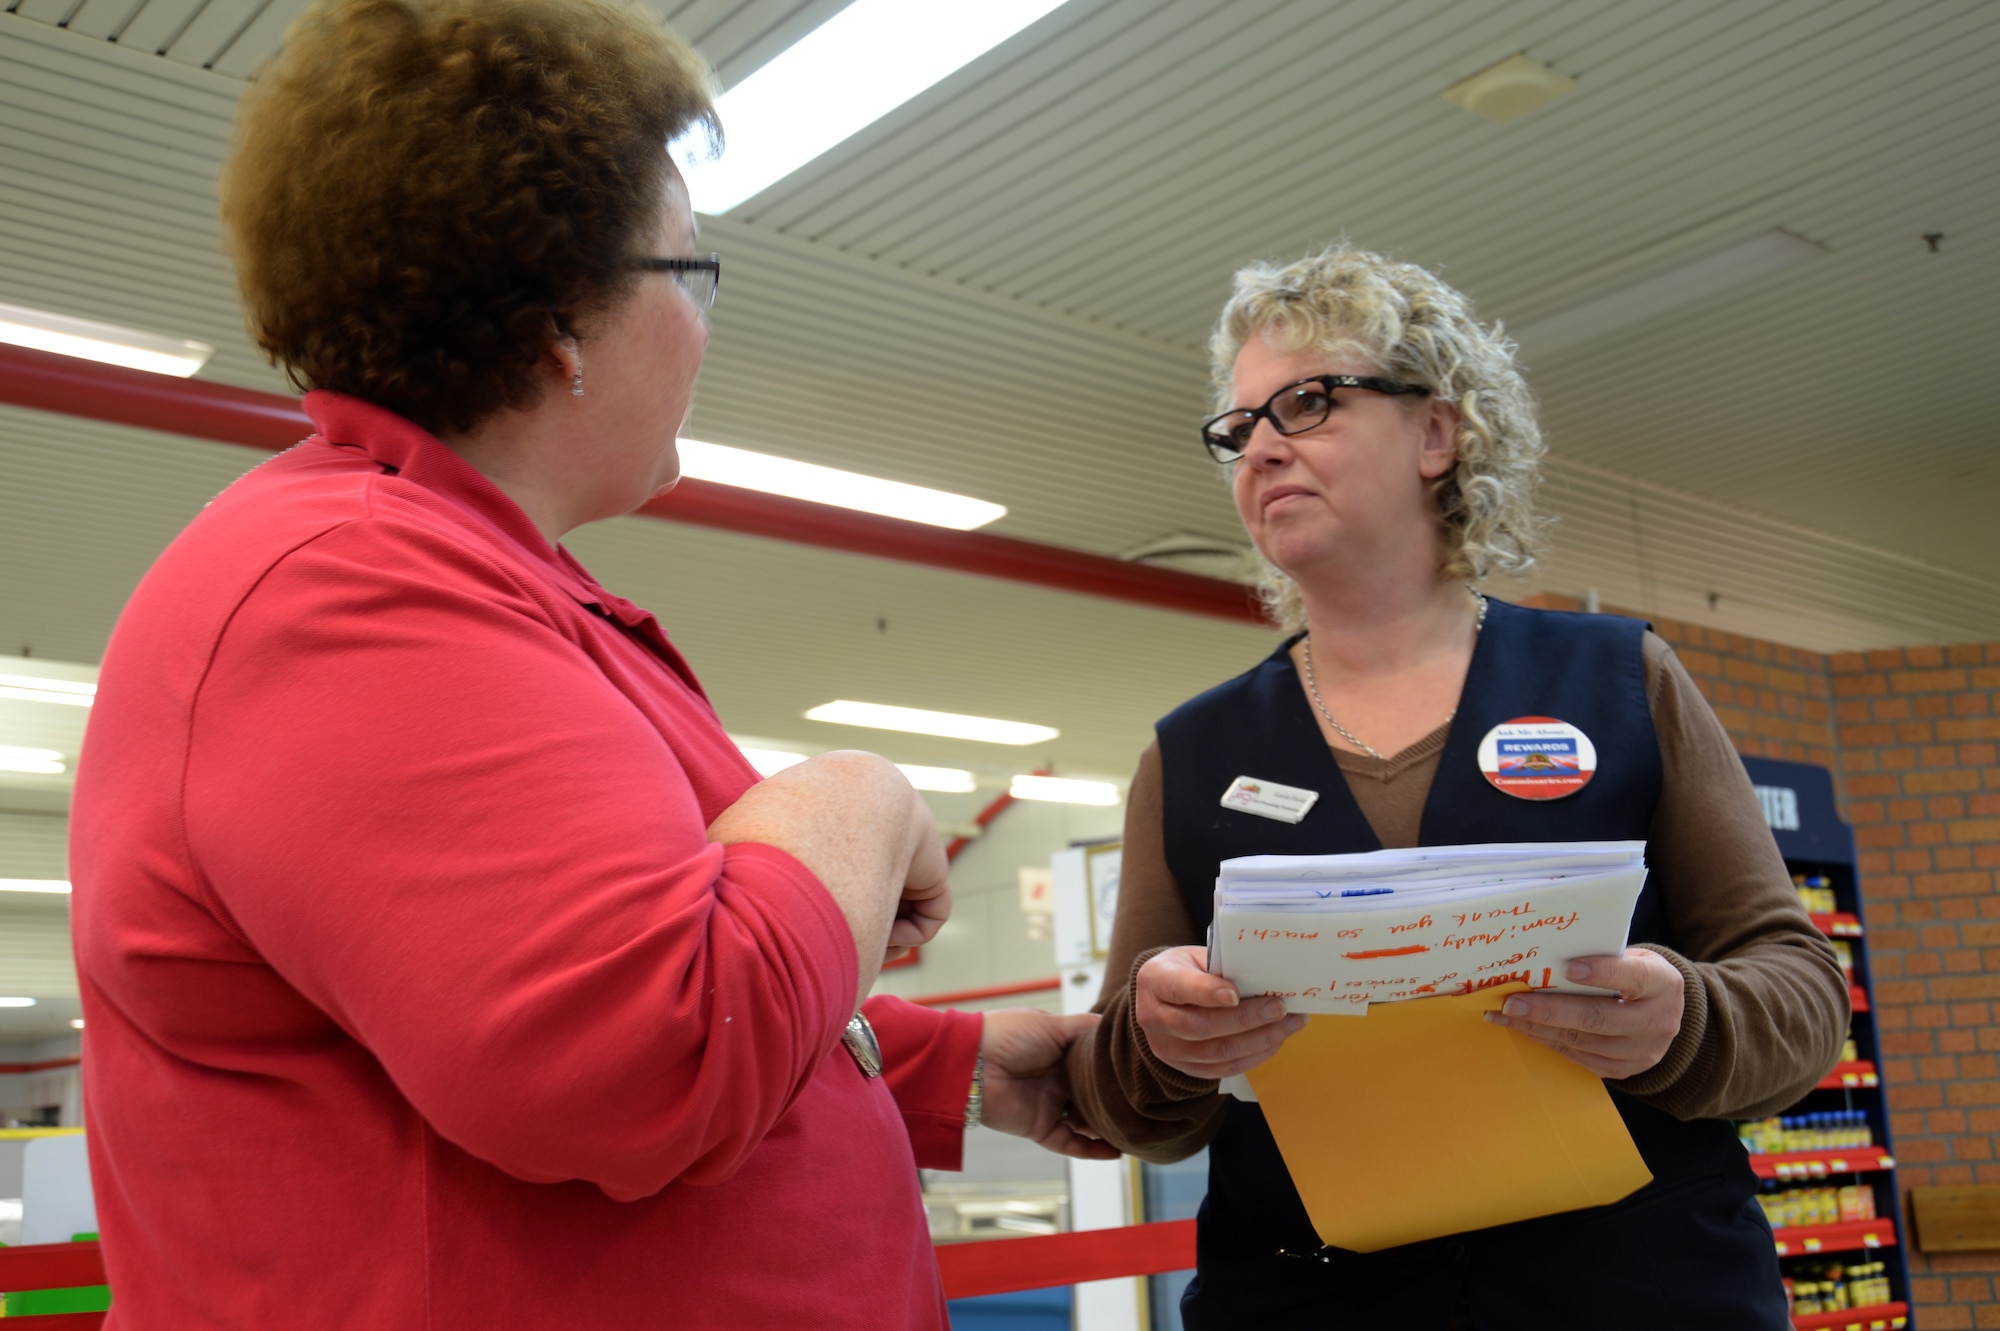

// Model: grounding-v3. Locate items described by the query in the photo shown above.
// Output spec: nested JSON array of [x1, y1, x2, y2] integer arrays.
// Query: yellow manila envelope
[[1243, 982, 1652, 1253]]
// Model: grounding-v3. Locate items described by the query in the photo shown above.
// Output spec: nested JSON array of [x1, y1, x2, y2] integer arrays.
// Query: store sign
[[1754, 783, 1801, 831]]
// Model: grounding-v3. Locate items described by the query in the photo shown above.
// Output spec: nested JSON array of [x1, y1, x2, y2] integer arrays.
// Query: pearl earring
[[571, 369, 584, 397]]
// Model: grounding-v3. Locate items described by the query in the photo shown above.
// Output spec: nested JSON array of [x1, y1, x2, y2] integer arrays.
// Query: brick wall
[[1521, 592, 1837, 764], [1519, 594, 2000, 1326], [1831, 644, 2000, 1329]]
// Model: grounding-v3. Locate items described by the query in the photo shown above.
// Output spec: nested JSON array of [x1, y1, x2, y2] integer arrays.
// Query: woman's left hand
[[978, 1010, 1122, 1160], [1484, 948, 1686, 1079]]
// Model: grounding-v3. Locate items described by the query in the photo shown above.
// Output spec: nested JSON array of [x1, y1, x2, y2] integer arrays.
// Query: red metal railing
[[909, 978, 1062, 1008], [937, 1220, 1196, 1300], [0, 1223, 1199, 1316]]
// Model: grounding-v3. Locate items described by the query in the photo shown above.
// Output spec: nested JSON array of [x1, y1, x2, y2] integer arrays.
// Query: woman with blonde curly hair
[[69, 2, 1110, 1327], [1064, 246, 1845, 1328]]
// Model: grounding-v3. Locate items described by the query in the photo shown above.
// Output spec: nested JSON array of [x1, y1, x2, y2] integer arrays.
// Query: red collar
[[302, 391, 650, 619]]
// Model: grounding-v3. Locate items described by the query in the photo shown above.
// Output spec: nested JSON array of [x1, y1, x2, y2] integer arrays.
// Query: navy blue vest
[[1156, 599, 1785, 1330]]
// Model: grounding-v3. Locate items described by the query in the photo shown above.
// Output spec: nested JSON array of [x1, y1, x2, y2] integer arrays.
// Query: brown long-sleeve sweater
[[1065, 631, 1850, 1164]]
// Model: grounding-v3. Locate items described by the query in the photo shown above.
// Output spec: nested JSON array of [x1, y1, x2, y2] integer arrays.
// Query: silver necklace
[[1300, 588, 1488, 761]]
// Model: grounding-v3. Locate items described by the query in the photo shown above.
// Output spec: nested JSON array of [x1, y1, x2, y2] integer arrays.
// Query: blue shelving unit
[[1741, 755, 1913, 1328]]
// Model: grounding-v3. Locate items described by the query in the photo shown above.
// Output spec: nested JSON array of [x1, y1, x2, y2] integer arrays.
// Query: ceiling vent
[[1121, 533, 1264, 585], [1440, 54, 1576, 123]]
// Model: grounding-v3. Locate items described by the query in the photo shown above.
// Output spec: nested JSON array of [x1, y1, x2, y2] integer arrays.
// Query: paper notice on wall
[[1208, 841, 1646, 1014]]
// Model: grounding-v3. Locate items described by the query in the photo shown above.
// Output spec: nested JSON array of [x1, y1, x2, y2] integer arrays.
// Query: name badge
[[1220, 775, 1319, 824], [1477, 716, 1597, 801]]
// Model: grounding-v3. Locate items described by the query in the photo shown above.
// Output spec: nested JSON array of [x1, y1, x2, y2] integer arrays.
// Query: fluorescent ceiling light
[[71, 1018, 85, 1029], [0, 746, 65, 775], [678, 0, 1070, 213], [0, 997, 36, 1008], [1009, 774, 1119, 806], [0, 300, 213, 377], [806, 700, 1058, 746], [679, 439, 1004, 530], [0, 880, 71, 894], [739, 746, 809, 777], [0, 674, 96, 706], [1511, 229, 1826, 357], [896, 764, 977, 793]]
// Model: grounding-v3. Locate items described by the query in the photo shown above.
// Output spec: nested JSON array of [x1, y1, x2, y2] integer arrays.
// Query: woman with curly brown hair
[[1062, 245, 1847, 1328], [68, 2, 1109, 1326]]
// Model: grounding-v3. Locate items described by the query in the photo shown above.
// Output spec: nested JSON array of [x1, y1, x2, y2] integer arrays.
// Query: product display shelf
[[1771, 1217, 1900, 1258], [1738, 757, 1914, 1331], [1750, 1149, 1897, 1182], [1817, 1061, 1881, 1091], [1789, 1304, 1910, 1331]]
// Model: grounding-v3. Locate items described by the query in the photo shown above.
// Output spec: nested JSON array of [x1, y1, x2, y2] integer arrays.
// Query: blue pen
[[1341, 887, 1393, 897]]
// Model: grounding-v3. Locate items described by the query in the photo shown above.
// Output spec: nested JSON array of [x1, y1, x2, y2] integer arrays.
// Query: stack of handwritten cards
[[1208, 840, 1648, 1013], [1208, 841, 1656, 1252]]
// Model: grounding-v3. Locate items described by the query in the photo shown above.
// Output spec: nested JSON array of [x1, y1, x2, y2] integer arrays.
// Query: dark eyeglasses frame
[[1200, 374, 1429, 462], [633, 253, 721, 309]]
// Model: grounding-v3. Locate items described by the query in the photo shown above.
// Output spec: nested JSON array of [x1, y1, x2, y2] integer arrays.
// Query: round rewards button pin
[[1477, 716, 1597, 801]]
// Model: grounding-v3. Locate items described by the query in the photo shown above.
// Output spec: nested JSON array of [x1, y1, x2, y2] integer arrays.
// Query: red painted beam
[[0, 342, 314, 451], [637, 485, 1262, 623], [0, 344, 1265, 625], [935, 1220, 1197, 1299], [0, 1055, 81, 1073]]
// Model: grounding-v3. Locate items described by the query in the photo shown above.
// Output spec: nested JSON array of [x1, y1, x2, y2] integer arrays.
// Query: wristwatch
[[963, 1052, 984, 1129], [841, 1011, 883, 1079]]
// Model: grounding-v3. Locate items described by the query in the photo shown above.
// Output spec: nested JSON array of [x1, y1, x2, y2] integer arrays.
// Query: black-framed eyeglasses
[[1199, 374, 1429, 462], [633, 253, 721, 309]]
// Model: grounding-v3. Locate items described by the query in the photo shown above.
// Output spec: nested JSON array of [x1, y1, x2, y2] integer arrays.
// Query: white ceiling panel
[[0, 0, 1996, 790]]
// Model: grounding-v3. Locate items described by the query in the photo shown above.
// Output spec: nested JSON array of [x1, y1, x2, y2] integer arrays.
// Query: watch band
[[963, 1051, 984, 1129], [841, 1011, 883, 1079]]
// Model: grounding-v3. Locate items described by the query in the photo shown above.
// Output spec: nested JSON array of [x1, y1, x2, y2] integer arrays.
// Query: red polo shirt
[[70, 392, 979, 1329]]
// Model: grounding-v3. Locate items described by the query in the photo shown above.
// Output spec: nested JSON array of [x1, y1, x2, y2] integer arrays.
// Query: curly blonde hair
[[221, 0, 717, 436], [1209, 244, 1546, 631]]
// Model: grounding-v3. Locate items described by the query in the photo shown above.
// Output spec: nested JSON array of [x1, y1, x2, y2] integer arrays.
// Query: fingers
[[1485, 953, 1685, 1080], [1492, 952, 1682, 1038], [1143, 1008, 1307, 1078], [1174, 1021, 1309, 1079], [1141, 947, 1240, 1008], [1494, 990, 1617, 1035], [1562, 948, 1676, 1000], [1036, 1125, 1123, 1161], [1134, 946, 1311, 1078], [1498, 1020, 1659, 1079], [1136, 950, 1282, 1037], [888, 878, 951, 949], [979, 1009, 1098, 1071], [1052, 1012, 1102, 1041]]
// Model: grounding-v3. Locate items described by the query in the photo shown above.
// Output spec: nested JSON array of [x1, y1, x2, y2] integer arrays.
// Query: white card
[[1206, 842, 1648, 1014], [1219, 775, 1319, 824]]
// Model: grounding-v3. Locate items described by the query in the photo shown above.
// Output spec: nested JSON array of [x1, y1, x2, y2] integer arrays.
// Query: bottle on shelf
[[1737, 1109, 1873, 1155], [1754, 1181, 1876, 1229], [1792, 871, 1832, 911], [1791, 872, 1838, 915], [1787, 1261, 1893, 1312]]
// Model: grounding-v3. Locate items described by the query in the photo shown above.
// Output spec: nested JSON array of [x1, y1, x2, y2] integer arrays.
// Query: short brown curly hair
[[221, 0, 717, 436]]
